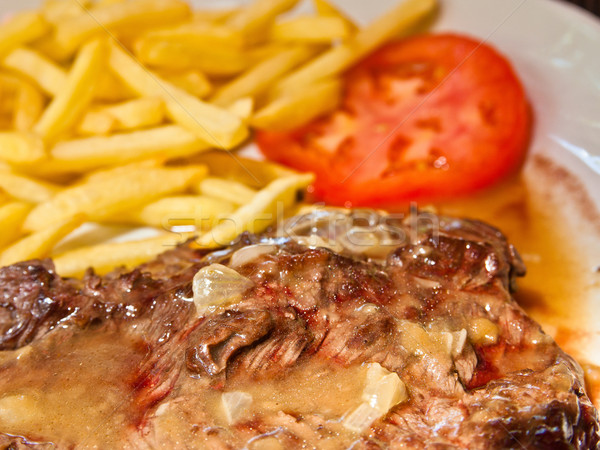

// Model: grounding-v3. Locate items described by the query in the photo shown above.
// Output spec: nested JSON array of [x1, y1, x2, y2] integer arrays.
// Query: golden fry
[[0, 12, 49, 58], [103, 97, 165, 131], [1, 47, 67, 96], [227, 0, 300, 41], [192, 151, 295, 189], [34, 38, 105, 141], [197, 173, 314, 247], [141, 22, 244, 50], [227, 97, 254, 121], [76, 110, 116, 136], [109, 42, 248, 149], [253, 78, 341, 131], [23, 165, 207, 232], [195, 177, 256, 206], [82, 159, 164, 184], [0, 132, 46, 165], [53, 231, 194, 277], [133, 38, 252, 76], [41, 0, 91, 25], [0, 169, 59, 203], [51, 125, 209, 172], [313, 0, 358, 31], [212, 46, 316, 106], [0, 191, 11, 205], [94, 71, 135, 102], [0, 75, 19, 123], [157, 70, 212, 98], [12, 80, 45, 132], [0, 215, 84, 267], [275, 0, 437, 93], [114, 195, 235, 229], [0, 202, 32, 250], [270, 16, 351, 43], [54, 0, 191, 55], [192, 8, 237, 24]]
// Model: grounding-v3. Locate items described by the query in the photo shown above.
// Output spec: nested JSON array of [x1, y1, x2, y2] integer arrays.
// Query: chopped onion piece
[[230, 244, 277, 268], [193, 264, 253, 314], [362, 363, 407, 413], [452, 329, 468, 356], [221, 391, 253, 424], [468, 317, 499, 345], [248, 436, 284, 450], [0, 394, 38, 426], [342, 402, 381, 433], [292, 235, 344, 252]]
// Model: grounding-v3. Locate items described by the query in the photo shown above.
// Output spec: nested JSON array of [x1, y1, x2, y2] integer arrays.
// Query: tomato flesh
[[256, 33, 531, 207]]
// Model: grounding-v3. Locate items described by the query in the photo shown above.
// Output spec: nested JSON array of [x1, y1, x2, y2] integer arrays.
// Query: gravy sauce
[[0, 326, 147, 447], [0, 159, 598, 445]]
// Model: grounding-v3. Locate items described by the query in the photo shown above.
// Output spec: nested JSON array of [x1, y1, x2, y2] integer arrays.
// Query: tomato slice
[[256, 33, 531, 207]]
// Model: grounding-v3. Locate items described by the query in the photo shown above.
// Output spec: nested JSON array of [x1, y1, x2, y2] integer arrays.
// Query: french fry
[[51, 125, 209, 172], [12, 80, 45, 132], [82, 159, 164, 184], [228, 97, 254, 121], [96, 0, 128, 7], [32, 34, 73, 63], [141, 22, 244, 50], [211, 45, 316, 106], [0, 12, 50, 58], [102, 97, 165, 131], [54, 0, 191, 55], [0, 169, 59, 203], [227, 0, 300, 42], [0, 75, 19, 123], [270, 16, 351, 43], [94, 71, 135, 102], [0, 214, 84, 267], [195, 177, 256, 206], [253, 77, 341, 131], [76, 110, 116, 136], [109, 42, 248, 149], [23, 165, 207, 232], [192, 8, 237, 24], [0, 202, 32, 250], [192, 151, 296, 188], [34, 38, 105, 142], [313, 0, 358, 32], [197, 173, 314, 247], [0, 132, 46, 165], [133, 38, 252, 76], [1, 47, 67, 96], [53, 231, 194, 277], [114, 195, 235, 229], [157, 69, 212, 99], [0, 191, 11, 205], [41, 0, 91, 25], [274, 0, 436, 93]]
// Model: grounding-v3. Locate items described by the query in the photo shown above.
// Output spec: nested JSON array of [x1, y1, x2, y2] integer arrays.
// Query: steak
[[0, 209, 597, 449]]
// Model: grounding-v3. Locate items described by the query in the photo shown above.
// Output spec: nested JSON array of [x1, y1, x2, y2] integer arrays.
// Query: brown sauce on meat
[[436, 174, 594, 333], [0, 327, 147, 447], [434, 168, 600, 404], [1, 157, 598, 445], [150, 361, 367, 447]]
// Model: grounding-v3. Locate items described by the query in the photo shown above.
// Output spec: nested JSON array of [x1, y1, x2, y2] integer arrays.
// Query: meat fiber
[[0, 209, 597, 449]]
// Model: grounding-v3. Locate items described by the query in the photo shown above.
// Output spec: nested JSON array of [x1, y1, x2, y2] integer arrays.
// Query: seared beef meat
[[0, 209, 597, 449]]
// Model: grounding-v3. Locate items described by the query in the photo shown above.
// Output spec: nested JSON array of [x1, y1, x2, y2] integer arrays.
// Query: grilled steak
[[0, 209, 598, 449]]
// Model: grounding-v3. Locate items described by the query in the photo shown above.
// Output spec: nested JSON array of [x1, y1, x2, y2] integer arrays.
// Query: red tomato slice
[[256, 33, 531, 207]]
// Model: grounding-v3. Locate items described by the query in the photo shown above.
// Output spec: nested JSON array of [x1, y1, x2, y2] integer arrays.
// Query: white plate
[[2, 0, 600, 363]]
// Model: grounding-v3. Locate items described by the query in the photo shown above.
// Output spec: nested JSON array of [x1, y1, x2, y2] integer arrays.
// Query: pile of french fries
[[0, 0, 435, 277]]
